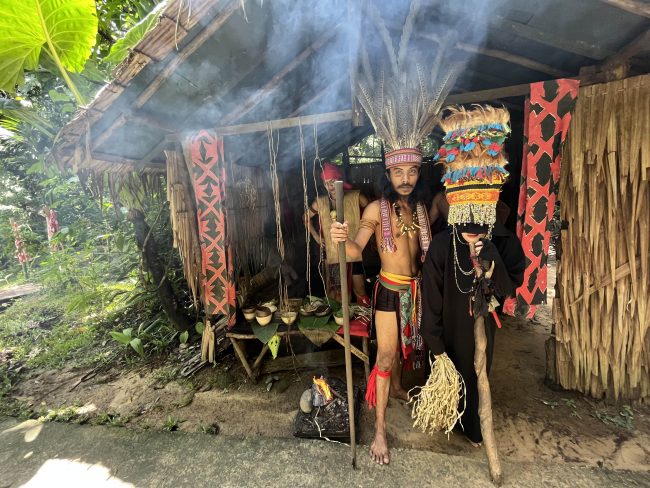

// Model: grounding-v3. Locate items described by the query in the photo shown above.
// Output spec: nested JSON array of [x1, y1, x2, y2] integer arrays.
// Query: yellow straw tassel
[[409, 353, 466, 438]]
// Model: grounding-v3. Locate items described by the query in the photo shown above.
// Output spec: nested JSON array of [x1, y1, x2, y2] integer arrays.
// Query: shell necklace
[[393, 202, 420, 238]]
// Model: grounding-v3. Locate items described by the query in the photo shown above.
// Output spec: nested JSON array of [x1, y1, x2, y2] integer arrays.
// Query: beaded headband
[[385, 147, 423, 170]]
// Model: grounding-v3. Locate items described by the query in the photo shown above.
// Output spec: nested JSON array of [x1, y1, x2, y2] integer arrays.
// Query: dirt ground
[[6, 261, 650, 472]]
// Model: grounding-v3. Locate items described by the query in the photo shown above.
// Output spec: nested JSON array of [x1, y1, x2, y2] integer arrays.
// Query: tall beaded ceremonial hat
[[435, 105, 511, 229]]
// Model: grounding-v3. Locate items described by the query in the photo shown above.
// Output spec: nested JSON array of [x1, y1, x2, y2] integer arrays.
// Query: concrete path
[[1, 417, 648, 488]]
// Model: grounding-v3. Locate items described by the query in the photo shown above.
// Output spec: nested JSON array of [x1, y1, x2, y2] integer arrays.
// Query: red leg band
[[365, 364, 392, 409]]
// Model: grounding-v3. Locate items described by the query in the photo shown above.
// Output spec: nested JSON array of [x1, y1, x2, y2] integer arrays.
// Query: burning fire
[[313, 376, 333, 402]]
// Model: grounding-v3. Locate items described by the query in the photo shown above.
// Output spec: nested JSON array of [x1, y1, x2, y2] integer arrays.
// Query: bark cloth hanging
[[505, 79, 579, 318], [182, 131, 236, 360]]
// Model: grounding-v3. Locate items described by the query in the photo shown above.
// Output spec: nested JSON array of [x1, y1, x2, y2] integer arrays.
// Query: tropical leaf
[[105, 1, 167, 66], [179, 330, 189, 344], [251, 321, 280, 344], [130, 337, 145, 357], [0, 0, 98, 102], [195, 321, 205, 334], [109, 331, 132, 345]]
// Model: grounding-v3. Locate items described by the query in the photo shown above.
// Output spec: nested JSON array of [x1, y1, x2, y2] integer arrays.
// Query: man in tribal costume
[[331, 148, 431, 465]]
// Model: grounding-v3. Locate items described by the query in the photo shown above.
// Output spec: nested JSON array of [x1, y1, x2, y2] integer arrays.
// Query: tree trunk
[[128, 208, 193, 332]]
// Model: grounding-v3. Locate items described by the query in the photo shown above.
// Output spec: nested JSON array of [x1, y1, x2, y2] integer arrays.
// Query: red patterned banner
[[508, 79, 579, 318], [185, 131, 235, 325]]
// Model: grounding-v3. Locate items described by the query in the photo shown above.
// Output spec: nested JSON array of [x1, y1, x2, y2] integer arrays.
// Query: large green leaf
[[105, 1, 167, 66], [0, 0, 97, 92], [251, 321, 280, 344]]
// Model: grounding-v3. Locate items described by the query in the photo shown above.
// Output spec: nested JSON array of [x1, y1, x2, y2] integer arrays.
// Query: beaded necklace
[[452, 227, 475, 294]]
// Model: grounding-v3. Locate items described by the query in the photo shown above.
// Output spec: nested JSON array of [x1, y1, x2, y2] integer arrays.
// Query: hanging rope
[[299, 119, 313, 299], [267, 123, 288, 309], [311, 123, 328, 302]]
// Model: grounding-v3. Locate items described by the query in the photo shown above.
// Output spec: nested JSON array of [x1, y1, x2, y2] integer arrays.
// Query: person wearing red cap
[[305, 162, 370, 305]]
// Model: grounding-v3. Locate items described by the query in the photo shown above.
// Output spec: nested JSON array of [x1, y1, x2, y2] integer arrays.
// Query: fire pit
[[293, 376, 361, 443]]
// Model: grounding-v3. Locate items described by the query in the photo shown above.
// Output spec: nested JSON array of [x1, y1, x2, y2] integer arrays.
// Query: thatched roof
[[51, 0, 650, 174]]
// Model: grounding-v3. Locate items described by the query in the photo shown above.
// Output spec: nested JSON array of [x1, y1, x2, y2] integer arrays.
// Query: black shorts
[[374, 283, 400, 312], [351, 261, 364, 276]]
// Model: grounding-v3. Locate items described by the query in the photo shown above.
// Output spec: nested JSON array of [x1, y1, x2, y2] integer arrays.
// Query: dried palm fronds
[[409, 353, 466, 438], [555, 74, 650, 400], [165, 148, 202, 305], [355, 1, 461, 151]]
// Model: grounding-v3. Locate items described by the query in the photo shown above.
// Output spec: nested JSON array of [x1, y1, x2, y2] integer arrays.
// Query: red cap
[[321, 162, 353, 189]]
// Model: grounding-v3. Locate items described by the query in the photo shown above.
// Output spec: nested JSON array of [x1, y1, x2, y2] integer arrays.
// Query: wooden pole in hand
[[469, 242, 503, 486], [335, 180, 357, 469]]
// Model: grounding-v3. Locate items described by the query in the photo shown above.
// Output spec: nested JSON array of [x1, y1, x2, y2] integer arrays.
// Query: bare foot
[[369, 427, 390, 465], [389, 387, 410, 402], [467, 437, 483, 448]]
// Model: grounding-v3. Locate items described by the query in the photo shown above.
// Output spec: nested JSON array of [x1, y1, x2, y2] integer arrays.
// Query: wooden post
[[470, 243, 503, 486], [335, 180, 357, 469]]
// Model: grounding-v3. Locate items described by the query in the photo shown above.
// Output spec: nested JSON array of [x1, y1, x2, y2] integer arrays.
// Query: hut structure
[[50, 0, 650, 400]]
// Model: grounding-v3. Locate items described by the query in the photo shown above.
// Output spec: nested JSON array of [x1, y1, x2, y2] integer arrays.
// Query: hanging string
[[299, 120, 313, 299], [311, 123, 328, 303], [267, 123, 287, 309]]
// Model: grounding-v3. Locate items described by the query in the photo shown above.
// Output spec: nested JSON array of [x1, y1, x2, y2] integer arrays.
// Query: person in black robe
[[420, 222, 525, 444]]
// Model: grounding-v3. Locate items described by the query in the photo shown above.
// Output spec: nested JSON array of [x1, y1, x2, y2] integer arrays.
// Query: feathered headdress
[[354, 1, 461, 169], [435, 105, 511, 227]]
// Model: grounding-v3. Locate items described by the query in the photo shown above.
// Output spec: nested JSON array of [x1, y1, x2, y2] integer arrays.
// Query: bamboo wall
[[555, 74, 650, 400]]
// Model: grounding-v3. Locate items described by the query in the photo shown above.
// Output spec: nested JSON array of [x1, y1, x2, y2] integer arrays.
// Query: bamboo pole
[[335, 180, 357, 469], [470, 243, 502, 486]]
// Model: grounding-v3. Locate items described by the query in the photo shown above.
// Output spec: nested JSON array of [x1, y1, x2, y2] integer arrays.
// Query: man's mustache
[[398, 185, 413, 190]]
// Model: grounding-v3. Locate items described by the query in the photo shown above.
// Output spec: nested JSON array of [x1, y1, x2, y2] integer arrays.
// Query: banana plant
[[0, 0, 98, 105]]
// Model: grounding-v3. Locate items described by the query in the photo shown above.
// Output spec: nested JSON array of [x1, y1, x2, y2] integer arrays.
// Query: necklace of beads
[[452, 227, 475, 294], [393, 202, 420, 238]]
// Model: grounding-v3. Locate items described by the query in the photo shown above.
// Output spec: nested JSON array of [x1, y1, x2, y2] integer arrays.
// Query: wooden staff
[[469, 242, 503, 486], [335, 180, 357, 469]]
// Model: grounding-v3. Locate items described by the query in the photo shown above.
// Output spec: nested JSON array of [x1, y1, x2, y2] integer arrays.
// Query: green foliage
[[179, 330, 189, 345], [0, 1, 195, 385], [39, 405, 80, 423], [594, 405, 635, 430], [91, 412, 125, 426], [162, 414, 180, 431], [0, 0, 99, 103], [0, 292, 98, 369], [105, 1, 167, 66]]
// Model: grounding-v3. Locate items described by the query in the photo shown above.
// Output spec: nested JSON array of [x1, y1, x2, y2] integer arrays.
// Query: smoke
[[93, 0, 519, 167]]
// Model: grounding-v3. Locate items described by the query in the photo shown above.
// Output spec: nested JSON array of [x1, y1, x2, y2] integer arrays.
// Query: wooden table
[[226, 322, 370, 381]]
